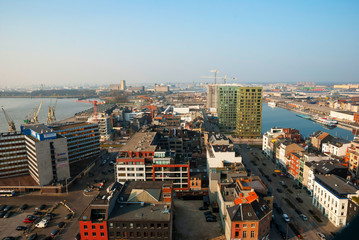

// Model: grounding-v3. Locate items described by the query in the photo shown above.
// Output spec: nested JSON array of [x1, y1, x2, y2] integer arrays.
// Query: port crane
[[1, 107, 16, 133], [47, 98, 58, 124], [24, 100, 43, 124], [73, 99, 106, 123], [139, 96, 156, 121]]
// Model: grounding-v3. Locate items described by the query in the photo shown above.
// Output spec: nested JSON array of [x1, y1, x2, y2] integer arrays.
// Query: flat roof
[[120, 132, 157, 152], [22, 124, 54, 134], [49, 122, 97, 131], [315, 174, 359, 195]]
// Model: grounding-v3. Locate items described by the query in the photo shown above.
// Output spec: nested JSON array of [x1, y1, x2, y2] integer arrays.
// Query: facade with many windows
[[312, 174, 359, 227], [0, 132, 28, 178], [49, 122, 100, 163], [236, 87, 262, 139]]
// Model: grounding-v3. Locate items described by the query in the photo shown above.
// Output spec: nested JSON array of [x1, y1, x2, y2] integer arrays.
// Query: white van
[[35, 220, 48, 228]]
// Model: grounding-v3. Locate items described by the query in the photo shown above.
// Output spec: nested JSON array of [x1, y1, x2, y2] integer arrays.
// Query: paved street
[[238, 145, 341, 240]]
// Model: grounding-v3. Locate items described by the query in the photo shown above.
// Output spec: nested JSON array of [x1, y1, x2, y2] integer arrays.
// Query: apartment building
[[116, 131, 189, 191], [345, 141, 359, 176], [322, 138, 351, 158], [88, 113, 112, 142], [306, 160, 348, 195], [311, 131, 333, 151], [312, 174, 359, 227], [207, 84, 262, 138], [217, 178, 272, 240], [0, 132, 28, 178], [49, 122, 100, 163], [236, 87, 263, 139]]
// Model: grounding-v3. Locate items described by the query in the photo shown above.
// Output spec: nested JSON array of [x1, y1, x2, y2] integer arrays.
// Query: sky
[[0, 0, 358, 88]]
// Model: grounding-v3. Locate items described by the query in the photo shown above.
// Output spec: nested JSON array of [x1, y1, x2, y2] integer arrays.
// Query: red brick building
[[289, 152, 301, 179]]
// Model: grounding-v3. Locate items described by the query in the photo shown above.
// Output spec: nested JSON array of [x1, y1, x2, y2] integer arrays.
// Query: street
[[237, 144, 340, 240]]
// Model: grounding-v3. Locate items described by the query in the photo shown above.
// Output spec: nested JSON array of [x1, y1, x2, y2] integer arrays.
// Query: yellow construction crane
[[1, 107, 16, 133], [33, 99, 43, 124], [47, 98, 58, 124]]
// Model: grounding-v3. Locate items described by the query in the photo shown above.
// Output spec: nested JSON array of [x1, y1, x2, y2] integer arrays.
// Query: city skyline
[[1, 0, 359, 88]]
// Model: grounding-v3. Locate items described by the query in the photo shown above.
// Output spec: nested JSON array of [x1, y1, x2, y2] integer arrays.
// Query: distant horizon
[[1, 1, 358, 88]]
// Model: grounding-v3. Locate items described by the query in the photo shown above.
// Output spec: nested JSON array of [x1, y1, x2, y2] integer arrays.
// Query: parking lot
[[0, 151, 118, 240], [173, 198, 222, 240]]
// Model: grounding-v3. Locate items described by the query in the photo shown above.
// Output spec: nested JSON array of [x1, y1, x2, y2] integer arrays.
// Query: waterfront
[[0, 98, 92, 132], [262, 103, 353, 140]]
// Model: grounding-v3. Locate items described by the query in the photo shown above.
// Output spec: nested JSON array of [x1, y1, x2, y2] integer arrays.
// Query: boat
[[314, 116, 338, 127], [296, 114, 312, 120], [268, 102, 276, 108]]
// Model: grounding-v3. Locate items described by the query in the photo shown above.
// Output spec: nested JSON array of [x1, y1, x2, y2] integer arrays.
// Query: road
[[237, 145, 339, 240]]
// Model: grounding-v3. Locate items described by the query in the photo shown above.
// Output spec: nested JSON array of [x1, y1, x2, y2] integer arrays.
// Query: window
[[100, 225, 104, 229], [136, 223, 141, 229], [243, 224, 247, 228], [235, 231, 239, 237], [144, 232, 148, 237], [137, 232, 141, 237], [109, 223, 113, 228], [92, 232, 96, 236], [130, 223, 134, 228], [130, 232, 134, 237], [150, 223, 155, 229], [164, 223, 168, 228], [143, 223, 148, 229], [84, 232, 88, 236], [251, 224, 255, 228], [92, 225, 95, 230], [84, 225, 88, 229], [243, 231, 247, 238], [151, 232, 155, 237], [100, 232, 104, 236], [235, 224, 239, 228], [116, 232, 121, 237], [251, 231, 255, 238], [157, 223, 161, 229], [158, 232, 162, 237]]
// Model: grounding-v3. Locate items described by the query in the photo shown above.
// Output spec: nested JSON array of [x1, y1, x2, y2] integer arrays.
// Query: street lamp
[[65, 178, 71, 195]]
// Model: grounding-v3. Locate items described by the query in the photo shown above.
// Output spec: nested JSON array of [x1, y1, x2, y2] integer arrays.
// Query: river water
[[262, 103, 353, 140], [0, 98, 354, 140], [0, 98, 93, 132]]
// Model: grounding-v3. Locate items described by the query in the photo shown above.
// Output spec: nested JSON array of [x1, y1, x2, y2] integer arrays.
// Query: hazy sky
[[1, 0, 358, 87]]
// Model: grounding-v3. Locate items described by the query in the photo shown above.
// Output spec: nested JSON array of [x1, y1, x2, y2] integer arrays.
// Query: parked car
[[4, 211, 12, 218], [272, 173, 277, 177], [199, 206, 209, 210], [276, 188, 283, 193], [2, 237, 16, 240], [296, 197, 303, 203], [75, 233, 81, 240], [51, 229, 60, 237], [300, 214, 308, 221], [65, 213, 73, 220], [206, 217, 217, 222], [277, 207, 284, 215], [20, 204, 28, 211], [282, 214, 290, 222], [317, 232, 326, 240], [39, 204, 46, 210], [58, 222, 65, 228], [0, 213, 5, 218], [295, 209, 302, 215], [28, 233, 38, 240], [4, 206, 12, 212], [16, 226, 27, 231], [204, 211, 212, 216], [33, 211, 41, 216], [35, 220, 48, 228], [0, 205, 6, 211]]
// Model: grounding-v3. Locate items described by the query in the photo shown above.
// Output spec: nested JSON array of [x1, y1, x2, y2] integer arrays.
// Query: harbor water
[[0, 98, 93, 132], [262, 103, 353, 140]]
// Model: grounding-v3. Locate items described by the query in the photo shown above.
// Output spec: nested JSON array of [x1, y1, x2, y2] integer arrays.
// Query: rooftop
[[0, 131, 24, 137], [49, 121, 98, 131], [315, 174, 359, 195], [120, 131, 157, 152], [227, 198, 271, 221], [212, 145, 235, 152], [311, 160, 347, 174], [22, 124, 54, 134]]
